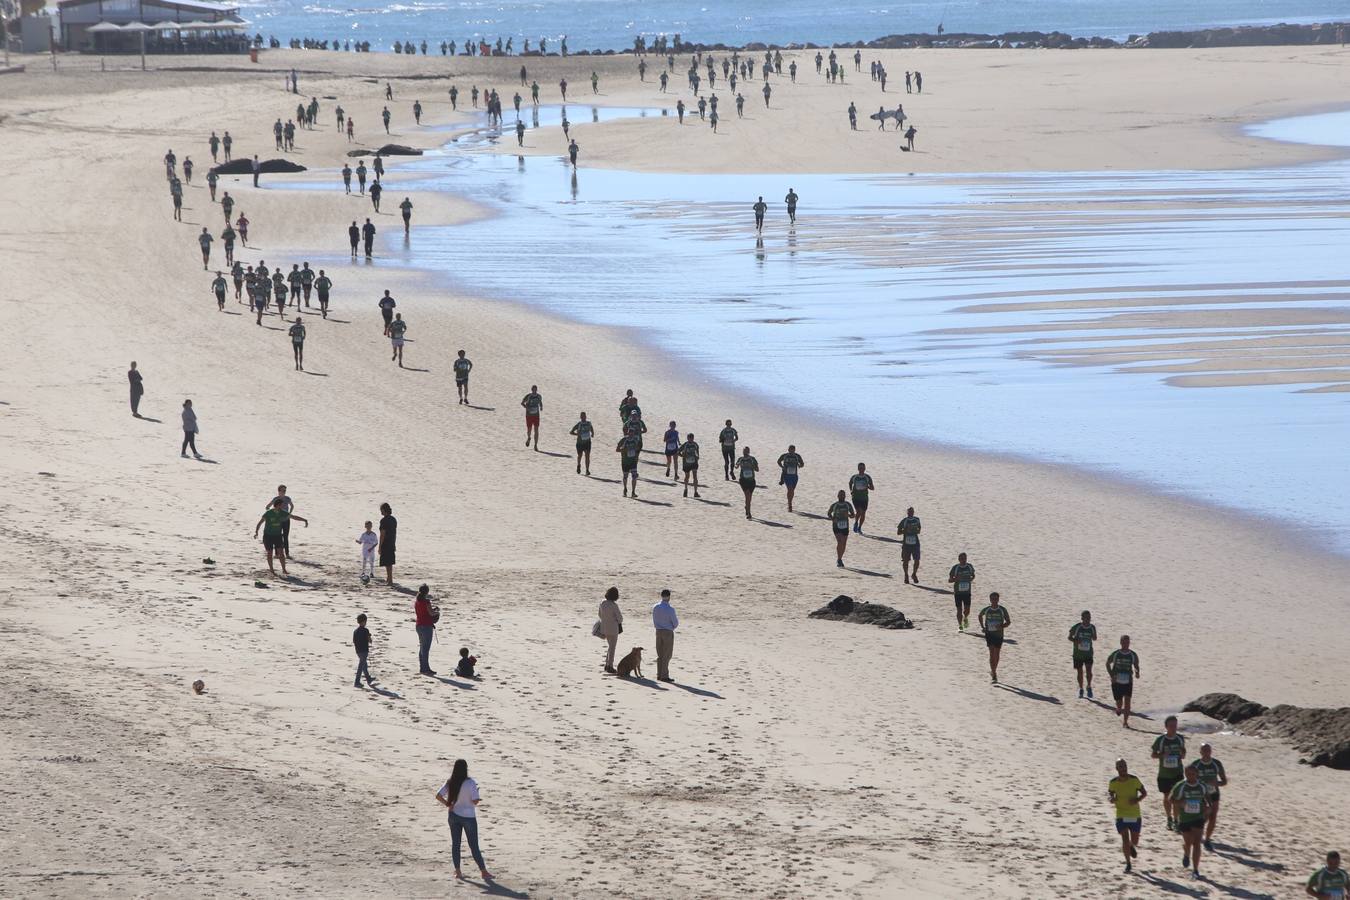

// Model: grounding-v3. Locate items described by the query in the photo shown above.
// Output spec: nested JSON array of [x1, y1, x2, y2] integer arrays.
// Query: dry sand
[[1, 47, 1348, 898]]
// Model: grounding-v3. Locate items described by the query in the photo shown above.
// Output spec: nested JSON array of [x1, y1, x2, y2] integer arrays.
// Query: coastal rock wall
[[1186, 693, 1350, 770]]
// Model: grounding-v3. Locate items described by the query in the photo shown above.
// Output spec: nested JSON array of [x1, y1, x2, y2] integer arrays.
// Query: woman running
[[827, 489, 855, 567], [735, 446, 759, 519]]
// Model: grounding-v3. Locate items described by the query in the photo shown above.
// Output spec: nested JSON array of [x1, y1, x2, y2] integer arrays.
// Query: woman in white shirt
[[436, 759, 493, 881]]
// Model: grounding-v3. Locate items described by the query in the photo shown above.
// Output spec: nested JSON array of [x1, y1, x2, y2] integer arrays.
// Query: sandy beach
[[2, 45, 1348, 898]]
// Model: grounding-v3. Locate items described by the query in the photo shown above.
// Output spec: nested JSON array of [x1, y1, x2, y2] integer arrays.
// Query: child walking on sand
[[353, 613, 373, 687], [357, 520, 378, 581]]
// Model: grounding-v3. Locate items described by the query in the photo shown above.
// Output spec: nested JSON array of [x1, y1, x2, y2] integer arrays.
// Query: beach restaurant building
[[58, 0, 247, 52]]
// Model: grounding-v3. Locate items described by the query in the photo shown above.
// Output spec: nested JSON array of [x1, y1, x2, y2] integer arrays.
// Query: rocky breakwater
[[1185, 693, 1350, 769]]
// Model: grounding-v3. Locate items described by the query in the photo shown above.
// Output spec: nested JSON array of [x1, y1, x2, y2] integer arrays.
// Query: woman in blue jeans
[[437, 759, 493, 881]]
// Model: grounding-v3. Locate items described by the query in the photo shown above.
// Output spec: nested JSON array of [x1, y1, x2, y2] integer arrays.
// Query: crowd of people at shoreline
[[125, 56, 1340, 893]]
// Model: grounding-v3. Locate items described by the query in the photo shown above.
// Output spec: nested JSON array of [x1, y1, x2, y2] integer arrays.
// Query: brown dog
[[615, 647, 644, 678]]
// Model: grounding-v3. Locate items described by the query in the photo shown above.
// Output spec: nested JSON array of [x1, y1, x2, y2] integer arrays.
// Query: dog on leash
[[615, 647, 644, 678]]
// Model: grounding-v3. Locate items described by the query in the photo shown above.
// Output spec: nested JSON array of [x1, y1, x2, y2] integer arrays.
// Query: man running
[[314, 270, 332, 318], [784, 188, 798, 225], [253, 496, 308, 577], [570, 412, 594, 475], [663, 421, 682, 479], [400, 197, 413, 234], [1169, 765, 1209, 877], [1107, 758, 1146, 873], [617, 430, 642, 497], [679, 433, 700, 498], [948, 552, 975, 631], [211, 271, 228, 311], [1106, 635, 1141, 727], [897, 506, 921, 583], [1069, 610, 1097, 699], [521, 385, 543, 450], [221, 223, 236, 266], [1152, 715, 1187, 832], [735, 446, 759, 519], [848, 463, 873, 533], [978, 592, 1010, 683], [362, 218, 376, 257], [775, 445, 804, 512], [618, 390, 640, 423], [1193, 743, 1228, 852], [827, 489, 855, 568], [356, 161, 367, 194], [300, 263, 314, 306], [378, 290, 396, 335], [753, 196, 768, 232], [288, 316, 306, 371], [453, 350, 472, 404], [349, 221, 360, 258], [198, 228, 213, 270], [568, 139, 580, 167], [1307, 852, 1348, 899], [718, 419, 739, 480]]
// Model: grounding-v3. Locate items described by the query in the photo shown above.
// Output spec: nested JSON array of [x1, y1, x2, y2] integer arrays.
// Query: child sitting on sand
[[456, 647, 478, 678]]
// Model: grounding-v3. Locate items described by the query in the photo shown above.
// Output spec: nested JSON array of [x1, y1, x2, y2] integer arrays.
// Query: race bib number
[[957, 581, 970, 592], [1119, 816, 1138, 824], [904, 534, 916, 545], [1164, 755, 1180, 768], [1078, 640, 1092, 652], [1184, 799, 1201, 815], [1114, 672, 1131, 684]]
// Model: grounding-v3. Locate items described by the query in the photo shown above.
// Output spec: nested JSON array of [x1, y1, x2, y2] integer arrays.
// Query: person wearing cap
[[652, 590, 679, 683]]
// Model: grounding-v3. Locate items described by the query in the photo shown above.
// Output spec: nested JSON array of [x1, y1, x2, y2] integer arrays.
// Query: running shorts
[[954, 590, 971, 610], [782, 474, 798, 488], [1157, 773, 1181, 795], [1115, 818, 1141, 834], [621, 457, 637, 472], [1177, 819, 1204, 834], [984, 632, 1004, 648], [263, 533, 284, 551], [1073, 652, 1093, 669], [851, 493, 869, 511], [576, 440, 591, 452], [1112, 681, 1133, 702], [902, 541, 920, 562], [526, 413, 540, 428]]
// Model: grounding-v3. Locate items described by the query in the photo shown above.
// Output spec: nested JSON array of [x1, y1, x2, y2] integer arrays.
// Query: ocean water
[[282, 106, 1350, 552], [239, 0, 1348, 52]]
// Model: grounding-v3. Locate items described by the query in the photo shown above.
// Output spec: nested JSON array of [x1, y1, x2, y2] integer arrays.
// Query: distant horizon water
[[240, 0, 1348, 52]]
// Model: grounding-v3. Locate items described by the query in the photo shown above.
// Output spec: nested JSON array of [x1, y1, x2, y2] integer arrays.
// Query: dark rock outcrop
[[210, 158, 306, 176], [344, 144, 423, 158], [810, 595, 913, 629], [1185, 693, 1350, 770]]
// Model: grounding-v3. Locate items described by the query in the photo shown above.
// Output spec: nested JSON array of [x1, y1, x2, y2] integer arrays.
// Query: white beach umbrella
[[121, 20, 154, 69]]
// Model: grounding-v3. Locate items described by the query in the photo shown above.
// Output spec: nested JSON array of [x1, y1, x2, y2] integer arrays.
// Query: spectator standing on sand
[[378, 502, 397, 585], [128, 361, 144, 417], [652, 589, 678, 683], [598, 586, 623, 674], [436, 759, 494, 882], [414, 583, 436, 674], [180, 399, 201, 458]]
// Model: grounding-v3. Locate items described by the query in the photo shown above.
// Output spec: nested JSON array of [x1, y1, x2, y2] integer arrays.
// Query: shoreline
[[317, 105, 1350, 559]]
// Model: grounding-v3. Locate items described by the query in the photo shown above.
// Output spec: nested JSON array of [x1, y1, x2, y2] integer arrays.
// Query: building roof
[[58, 0, 238, 11]]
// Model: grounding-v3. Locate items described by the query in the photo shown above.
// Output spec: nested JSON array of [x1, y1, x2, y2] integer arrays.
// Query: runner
[[663, 421, 681, 479], [314, 270, 332, 319], [1107, 758, 1146, 873], [735, 447, 759, 519], [400, 197, 413, 234], [618, 390, 640, 423], [273, 274, 289, 321], [349, 221, 360, 258], [211, 271, 228, 311], [378, 290, 396, 335], [453, 350, 473, 404], [1193, 743, 1228, 851], [897, 506, 921, 583], [679, 433, 700, 498], [231, 261, 244, 301], [947, 552, 975, 631], [1152, 715, 1188, 832], [389, 313, 407, 367], [785, 188, 799, 225], [753, 196, 768, 232], [288, 316, 306, 371], [775, 445, 804, 512], [1106, 635, 1141, 727], [1169, 765, 1209, 877], [848, 463, 874, 533], [1307, 852, 1348, 899], [197, 227, 213, 270], [1069, 610, 1097, 699], [300, 263, 314, 306], [978, 592, 1010, 683], [221, 223, 236, 266], [253, 496, 308, 577], [616, 431, 642, 497], [827, 490, 855, 568], [570, 412, 594, 475], [521, 385, 542, 450]]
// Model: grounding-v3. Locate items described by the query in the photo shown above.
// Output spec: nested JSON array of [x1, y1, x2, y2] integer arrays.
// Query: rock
[[210, 158, 306, 176], [1184, 692, 1268, 724], [345, 144, 423, 158], [1185, 693, 1350, 770], [810, 596, 912, 629]]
